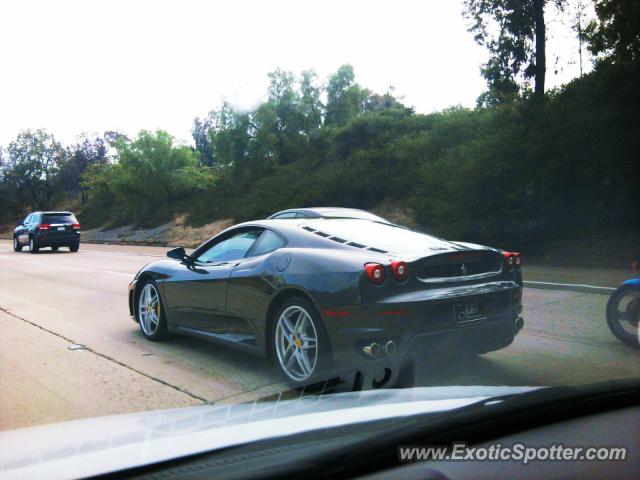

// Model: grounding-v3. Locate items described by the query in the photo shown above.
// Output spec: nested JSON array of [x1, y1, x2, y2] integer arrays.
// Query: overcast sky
[[0, 0, 589, 147]]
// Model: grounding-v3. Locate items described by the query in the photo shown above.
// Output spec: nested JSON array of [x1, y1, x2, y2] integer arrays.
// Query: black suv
[[13, 211, 81, 253]]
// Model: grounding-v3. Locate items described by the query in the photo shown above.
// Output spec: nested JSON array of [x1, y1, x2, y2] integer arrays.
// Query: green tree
[[192, 116, 216, 167], [464, 0, 565, 103], [266, 69, 308, 165], [299, 69, 323, 135], [325, 65, 370, 126], [58, 134, 108, 203], [5, 129, 65, 209], [81, 130, 207, 225], [586, 0, 640, 62]]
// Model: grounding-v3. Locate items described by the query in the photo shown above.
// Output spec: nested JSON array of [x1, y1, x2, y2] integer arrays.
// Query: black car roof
[[232, 218, 401, 252], [232, 217, 471, 259]]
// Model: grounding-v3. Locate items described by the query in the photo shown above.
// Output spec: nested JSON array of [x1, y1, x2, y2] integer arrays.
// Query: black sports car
[[128, 215, 524, 386]]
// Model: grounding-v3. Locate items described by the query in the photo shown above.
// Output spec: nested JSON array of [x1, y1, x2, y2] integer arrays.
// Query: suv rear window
[[42, 213, 77, 224]]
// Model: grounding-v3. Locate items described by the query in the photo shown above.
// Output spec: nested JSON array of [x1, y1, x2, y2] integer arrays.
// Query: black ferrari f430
[[128, 211, 524, 387]]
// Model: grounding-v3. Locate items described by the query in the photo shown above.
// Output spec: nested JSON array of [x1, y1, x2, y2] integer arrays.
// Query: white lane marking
[[524, 280, 616, 294], [106, 271, 134, 277], [80, 249, 164, 258], [0, 241, 164, 257]]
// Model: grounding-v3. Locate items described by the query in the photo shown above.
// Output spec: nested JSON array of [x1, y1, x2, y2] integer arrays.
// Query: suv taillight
[[72, 223, 81, 229], [364, 263, 385, 285], [38, 224, 51, 230], [502, 251, 522, 269]]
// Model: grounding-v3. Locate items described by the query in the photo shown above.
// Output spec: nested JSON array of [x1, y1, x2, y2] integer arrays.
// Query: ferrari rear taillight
[[390, 260, 409, 281], [72, 223, 81, 229], [38, 224, 51, 230], [364, 263, 385, 285]]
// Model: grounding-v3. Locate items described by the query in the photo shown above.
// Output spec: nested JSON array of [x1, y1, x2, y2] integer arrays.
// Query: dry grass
[[164, 215, 234, 247], [371, 200, 418, 229], [80, 214, 235, 248]]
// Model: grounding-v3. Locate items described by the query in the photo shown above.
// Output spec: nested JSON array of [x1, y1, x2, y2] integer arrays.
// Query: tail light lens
[[72, 223, 81, 230], [364, 263, 385, 285], [38, 224, 51, 230], [512, 252, 521, 266], [390, 260, 409, 281], [502, 251, 522, 270]]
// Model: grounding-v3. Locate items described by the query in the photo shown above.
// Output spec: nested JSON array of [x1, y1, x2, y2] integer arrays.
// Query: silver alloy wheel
[[139, 283, 160, 336], [275, 305, 319, 382]]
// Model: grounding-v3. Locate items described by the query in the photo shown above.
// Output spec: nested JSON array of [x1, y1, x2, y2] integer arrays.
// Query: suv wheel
[[69, 243, 79, 252], [13, 236, 22, 252], [29, 237, 39, 254]]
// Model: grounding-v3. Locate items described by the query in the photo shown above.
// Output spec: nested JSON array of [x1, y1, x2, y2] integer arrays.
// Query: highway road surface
[[1, 240, 638, 430]]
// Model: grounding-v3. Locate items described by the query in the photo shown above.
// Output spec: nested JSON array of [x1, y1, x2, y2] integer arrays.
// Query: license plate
[[57, 226, 65, 231], [454, 302, 485, 324]]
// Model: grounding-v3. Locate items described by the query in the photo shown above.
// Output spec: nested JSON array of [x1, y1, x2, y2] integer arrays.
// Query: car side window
[[23, 215, 31, 225], [196, 229, 262, 264], [249, 230, 286, 257]]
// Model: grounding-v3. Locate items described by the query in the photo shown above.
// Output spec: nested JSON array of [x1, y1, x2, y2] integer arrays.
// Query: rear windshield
[[302, 219, 452, 255], [42, 213, 77, 224]]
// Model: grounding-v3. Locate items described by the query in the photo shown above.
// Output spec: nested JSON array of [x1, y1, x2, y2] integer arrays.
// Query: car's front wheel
[[13, 236, 22, 252], [136, 281, 167, 341], [273, 298, 330, 386], [29, 237, 39, 254]]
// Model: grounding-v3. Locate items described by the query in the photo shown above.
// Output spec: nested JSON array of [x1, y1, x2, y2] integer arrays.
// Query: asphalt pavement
[[1, 240, 638, 430]]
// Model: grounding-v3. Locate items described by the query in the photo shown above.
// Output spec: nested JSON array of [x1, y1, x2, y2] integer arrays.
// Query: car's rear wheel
[[13, 236, 22, 252], [273, 298, 330, 386], [137, 281, 167, 341], [29, 237, 39, 254], [69, 242, 79, 252], [606, 285, 640, 348]]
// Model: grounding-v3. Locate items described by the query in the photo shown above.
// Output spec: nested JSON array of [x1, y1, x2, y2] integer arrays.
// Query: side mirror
[[167, 247, 191, 263]]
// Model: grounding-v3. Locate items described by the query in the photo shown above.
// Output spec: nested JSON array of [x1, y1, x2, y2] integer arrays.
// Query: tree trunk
[[533, 0, 546, 96]]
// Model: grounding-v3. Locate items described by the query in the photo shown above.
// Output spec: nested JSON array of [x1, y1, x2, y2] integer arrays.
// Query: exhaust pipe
[[514, 317, 524, 334], [383, 340, 397, 356], [362, 342, 381, 358]]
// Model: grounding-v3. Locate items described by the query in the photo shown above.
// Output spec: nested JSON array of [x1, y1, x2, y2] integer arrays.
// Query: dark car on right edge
[[13, 211, 81, 253]]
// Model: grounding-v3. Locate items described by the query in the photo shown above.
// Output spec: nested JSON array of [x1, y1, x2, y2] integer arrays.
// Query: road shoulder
[[0, 309, 202, 430]]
